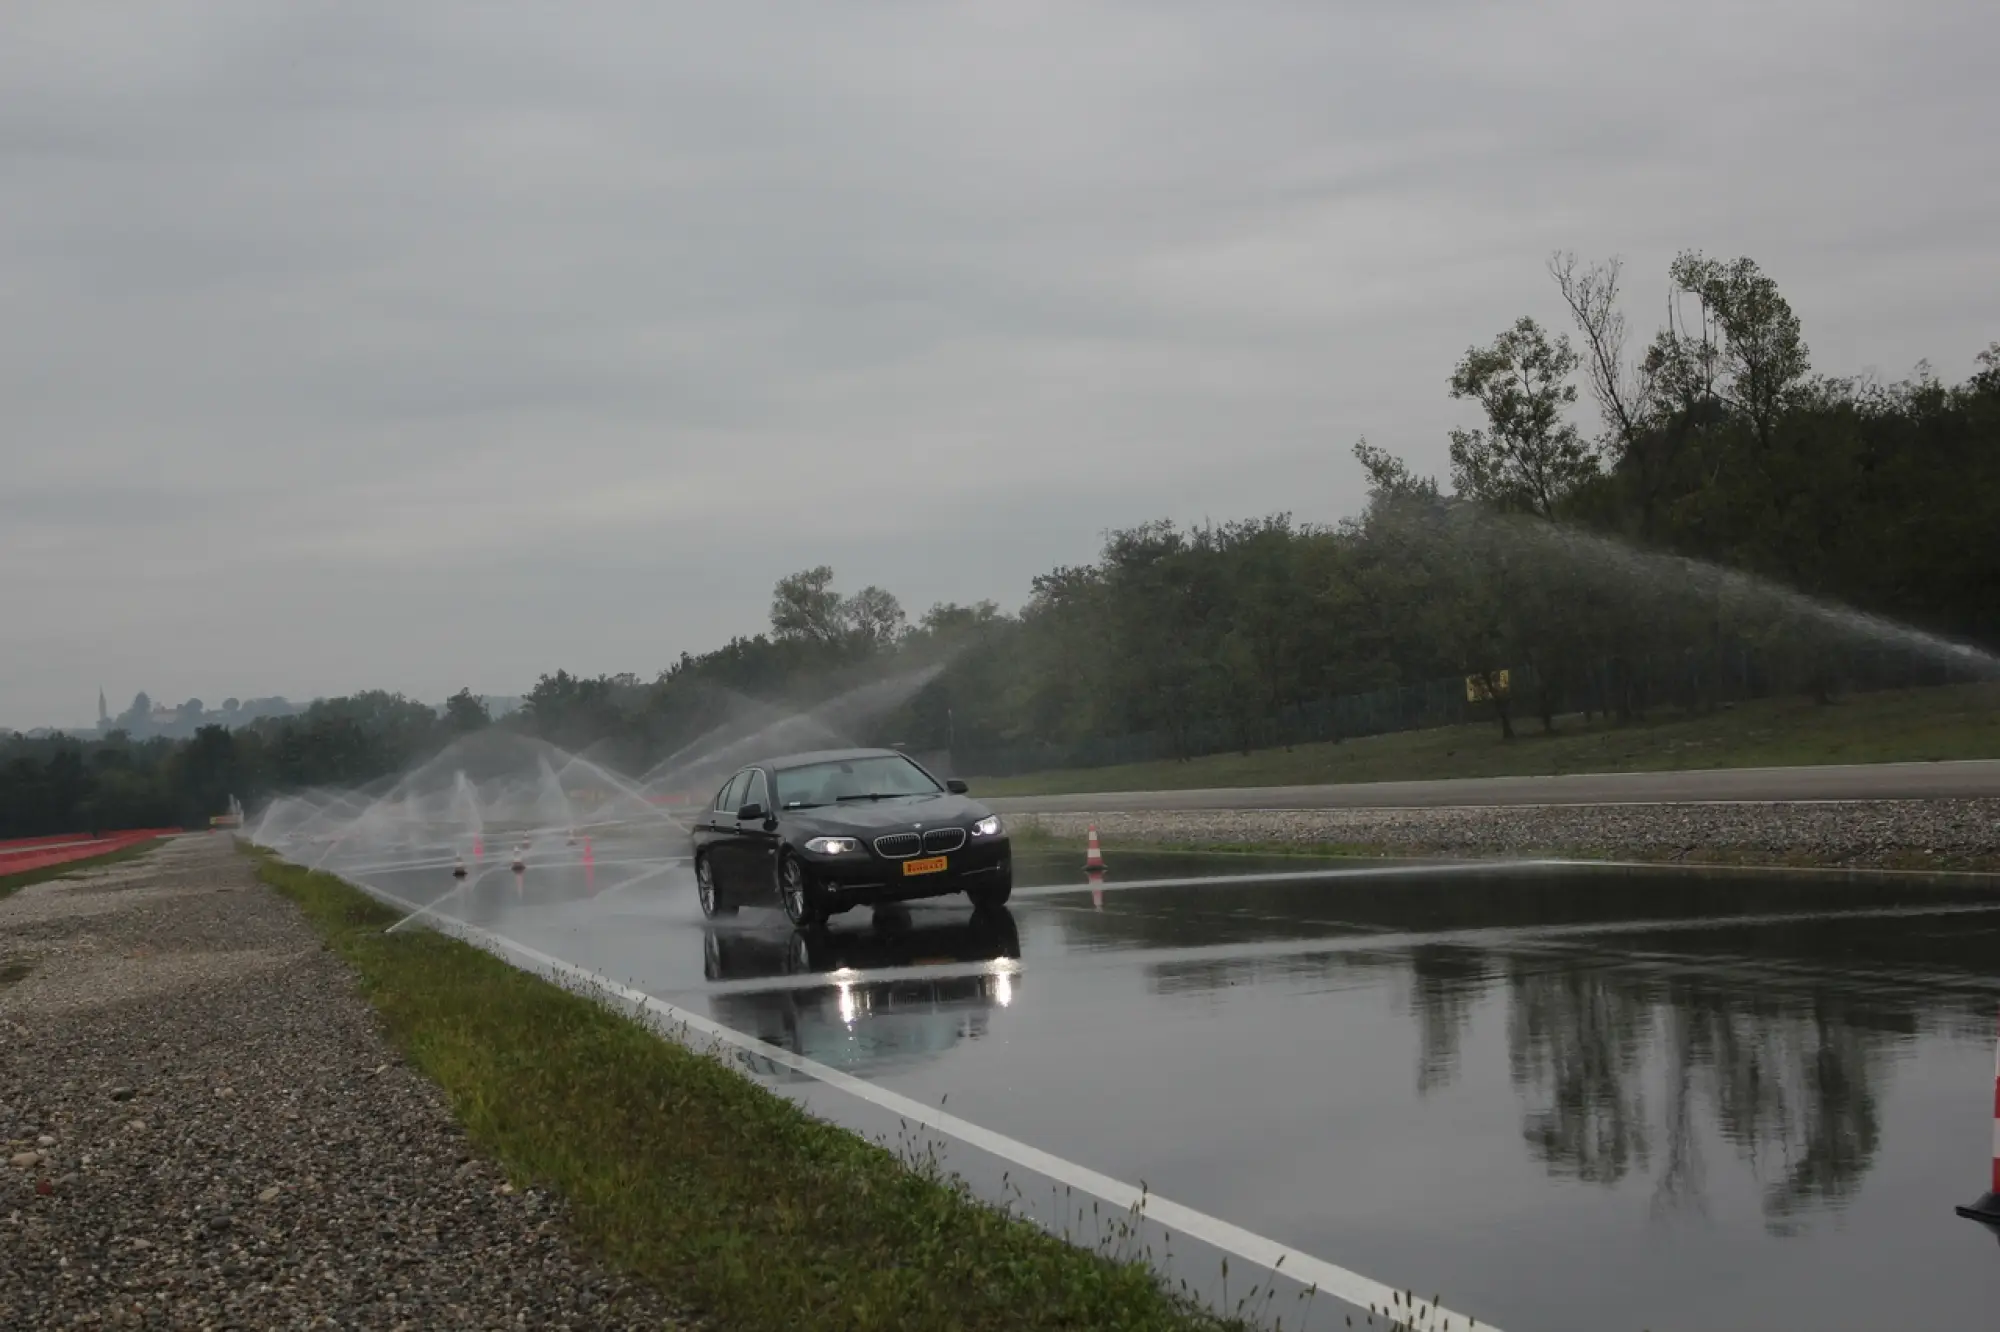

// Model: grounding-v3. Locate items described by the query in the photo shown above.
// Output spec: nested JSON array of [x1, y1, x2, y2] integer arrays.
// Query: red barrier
[[0, 828, 183, 852], [0, 833, 108, 852], [0, 829, 182, 878]]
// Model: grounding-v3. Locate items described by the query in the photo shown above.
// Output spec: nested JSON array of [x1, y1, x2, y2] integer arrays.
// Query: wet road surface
[[307, 833, 2000, 1330], [986, 756, 2000, 812]]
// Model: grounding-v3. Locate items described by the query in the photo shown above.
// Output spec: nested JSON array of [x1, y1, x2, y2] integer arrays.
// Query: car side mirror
[[945, 779, 969, 794], [736, 802, 767, 822]]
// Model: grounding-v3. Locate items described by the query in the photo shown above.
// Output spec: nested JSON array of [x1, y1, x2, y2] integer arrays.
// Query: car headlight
[[971, 815, 1003, 838], [805, 836, 863, 855]]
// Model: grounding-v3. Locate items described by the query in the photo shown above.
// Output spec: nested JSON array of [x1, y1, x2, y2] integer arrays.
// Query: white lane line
[[694, 899, 2000, 1000], [1013, 857, 1570, 896], [1522, 855, 2000, 881], [1054, 899, 2000, 975], [1017, 856, 2000, 897], [333, 853, 691, 876], [340, 871, 1501, 1332], [379, 856, 686, 932], [1053, 798, 1945, 813], [590, 860, 686, 900]]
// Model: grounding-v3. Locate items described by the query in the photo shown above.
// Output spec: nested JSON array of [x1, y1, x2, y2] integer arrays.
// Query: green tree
[[770, 566, 846, 645], [1447, 317, 1598, 519], [843, 586, 907, 649], [1670, 251, 1811, 453], [444, 687, 491, 733], [172, 724, 240, 824]]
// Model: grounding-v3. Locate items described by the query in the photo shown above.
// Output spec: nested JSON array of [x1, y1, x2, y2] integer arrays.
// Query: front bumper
[[803, 836, 1012, 905]]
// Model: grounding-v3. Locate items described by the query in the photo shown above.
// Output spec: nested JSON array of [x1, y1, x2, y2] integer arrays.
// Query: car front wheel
[[778, 851, 827, 928], [696, 853, 736, 919]]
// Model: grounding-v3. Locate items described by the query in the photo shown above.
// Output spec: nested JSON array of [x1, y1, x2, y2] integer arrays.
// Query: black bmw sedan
[[690, 747, 1012, 927]]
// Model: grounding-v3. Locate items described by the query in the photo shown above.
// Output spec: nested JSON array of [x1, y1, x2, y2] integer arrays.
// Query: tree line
[[5, 248, 1995, 835]]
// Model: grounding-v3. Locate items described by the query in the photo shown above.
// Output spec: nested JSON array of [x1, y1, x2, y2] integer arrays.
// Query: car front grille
[[873, 833, 922, 859], [922, 828, 967, 854]]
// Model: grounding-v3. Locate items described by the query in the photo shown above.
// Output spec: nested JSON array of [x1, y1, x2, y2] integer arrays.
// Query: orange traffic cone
[[1083, 825, 1107, 873]]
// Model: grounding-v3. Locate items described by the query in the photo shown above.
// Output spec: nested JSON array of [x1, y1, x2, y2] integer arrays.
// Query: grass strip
[[974, 681, 2000, 796], [250, 849, 1241, 1332], [0, 838, 164, 900]]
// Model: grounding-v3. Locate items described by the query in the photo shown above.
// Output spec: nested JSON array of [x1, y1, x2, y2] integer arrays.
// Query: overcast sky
[[4, 1, 1995, 729]]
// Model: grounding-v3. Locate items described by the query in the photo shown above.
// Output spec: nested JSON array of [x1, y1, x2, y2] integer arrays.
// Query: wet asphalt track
[[312, 831, 2000, 1331]]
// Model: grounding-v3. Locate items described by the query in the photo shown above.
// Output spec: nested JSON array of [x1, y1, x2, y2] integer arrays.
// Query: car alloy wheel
[[778, 852, 824, 928], [696, 854, 735, 919]]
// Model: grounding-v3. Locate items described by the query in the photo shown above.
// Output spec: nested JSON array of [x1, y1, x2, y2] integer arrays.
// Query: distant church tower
[[98, 687, 109, 730]]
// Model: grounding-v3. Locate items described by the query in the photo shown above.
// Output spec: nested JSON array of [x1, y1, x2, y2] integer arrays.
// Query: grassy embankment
[[250, 849, 1251, 1332], [0, 838, 165, 901], [973, 682, 2000, 797]]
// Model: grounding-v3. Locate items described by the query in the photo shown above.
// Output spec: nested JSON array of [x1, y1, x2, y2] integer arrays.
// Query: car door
[[701, 770, 751, 894], [735, 767, 779, 897]]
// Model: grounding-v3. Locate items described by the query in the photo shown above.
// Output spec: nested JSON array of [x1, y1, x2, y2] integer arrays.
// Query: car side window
[[741, 769, 769, 812], [715, 771, 747, 813]]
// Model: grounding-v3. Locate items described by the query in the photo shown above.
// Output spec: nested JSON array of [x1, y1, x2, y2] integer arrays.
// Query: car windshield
[[774, 755, 942, 808]]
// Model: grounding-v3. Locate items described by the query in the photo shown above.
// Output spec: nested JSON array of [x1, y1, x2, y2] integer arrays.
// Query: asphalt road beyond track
[[982, 757, 2000, 813]]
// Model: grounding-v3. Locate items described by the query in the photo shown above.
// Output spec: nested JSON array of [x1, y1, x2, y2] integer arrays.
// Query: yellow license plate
[[902, 855, 949, 877]]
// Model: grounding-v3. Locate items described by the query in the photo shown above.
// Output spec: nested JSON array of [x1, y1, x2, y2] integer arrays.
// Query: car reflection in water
[[701, 906, 1022, 1077]]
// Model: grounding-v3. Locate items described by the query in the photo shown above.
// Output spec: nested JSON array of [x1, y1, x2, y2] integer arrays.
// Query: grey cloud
[[4, 0, 1996, 725]]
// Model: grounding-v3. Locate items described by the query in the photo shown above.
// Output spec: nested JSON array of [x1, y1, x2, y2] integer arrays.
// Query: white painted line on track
[[326, 855, 690, 883], [1042, 898, 2000, 976], [1014, 856, 1571, 897], [1043, 797, 1936, 814], [1527, 855, 2000, 881], [693, 898, 2000, 1000], [332, 866, 1502, 1332], [591, 860, 685, 900]]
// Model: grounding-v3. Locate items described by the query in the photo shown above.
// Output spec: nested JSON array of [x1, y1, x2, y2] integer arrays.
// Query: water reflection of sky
[[862, 861, 2000, 1331], [1095, 871, 2000, 1234]]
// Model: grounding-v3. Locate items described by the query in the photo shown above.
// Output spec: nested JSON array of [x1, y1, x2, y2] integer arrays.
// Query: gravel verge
[[1020, 797, 2000, 869], [0, 835, 692, 1330]]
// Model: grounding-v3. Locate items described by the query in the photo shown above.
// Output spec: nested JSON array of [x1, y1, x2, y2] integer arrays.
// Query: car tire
[[695, 853, 736, 919], [785, 931, 820, 975], [966, 875, 1013, 910], [778, 850, 827, 928]]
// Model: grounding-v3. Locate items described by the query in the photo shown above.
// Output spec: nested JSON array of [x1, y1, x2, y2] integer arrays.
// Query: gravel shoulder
[[0, 835, 690, 1330], [1018, 797, 2000, 871]]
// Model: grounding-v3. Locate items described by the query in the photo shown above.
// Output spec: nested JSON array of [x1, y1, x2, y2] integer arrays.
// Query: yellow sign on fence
[[1465, 670, 1512, 702]]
